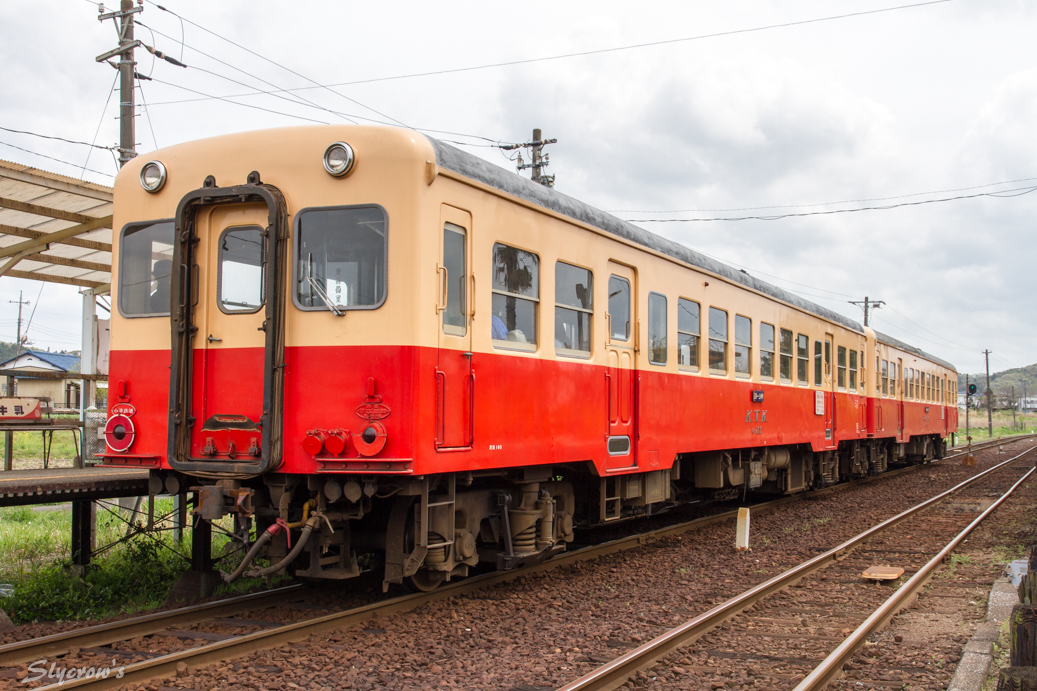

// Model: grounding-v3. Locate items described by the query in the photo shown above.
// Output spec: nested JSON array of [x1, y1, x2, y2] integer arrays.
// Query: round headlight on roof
[[323, 142, 355, 177], [139, 160, 167, 193]]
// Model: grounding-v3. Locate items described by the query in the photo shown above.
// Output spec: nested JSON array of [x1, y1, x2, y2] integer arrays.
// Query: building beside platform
[[0, 349, 81, 409]]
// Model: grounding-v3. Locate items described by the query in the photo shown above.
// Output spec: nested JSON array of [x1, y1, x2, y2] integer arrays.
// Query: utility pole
[[9, 290, 30, 352], [984, 349, 993, 437], [1012, 385, 1017, 429], [96, 0, 141, 168], [848, 296, 885, 327], [499, 129, 557, 187]]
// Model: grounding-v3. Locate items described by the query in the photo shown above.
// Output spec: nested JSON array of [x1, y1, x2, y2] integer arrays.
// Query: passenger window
[[678, 298, 700, 370], [797, 335, 809, 384], [296, 205, 388, 311], [607, 276, 631, 341], [219, 227, 264, 313], [118, 220, 175, 317], [849, 349, 858, 390], [442, 224, 467, 336], [890, 363, 897, 396], [837, 346, 846, 390], [555, 262, 592, 355], [814, 341, 823, 386], [648, 293, 667, 365], [779, 329, 792, 381], [708, 307, 727, 373], [734, 315, 751, 376], [760, 323, 775, 381], [491, 243, 539, 349], [881, 360, 889, 396]]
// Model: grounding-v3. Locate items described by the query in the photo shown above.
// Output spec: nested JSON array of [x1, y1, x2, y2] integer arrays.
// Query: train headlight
[[322, 142, 355, 177], [104, 414, 136, 452], [139, 161, 167, 193]]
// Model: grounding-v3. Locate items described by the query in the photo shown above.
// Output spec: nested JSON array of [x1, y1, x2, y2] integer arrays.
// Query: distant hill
[[958, 363, 1037, 402]]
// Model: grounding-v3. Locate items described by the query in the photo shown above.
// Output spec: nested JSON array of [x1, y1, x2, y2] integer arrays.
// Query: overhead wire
[[608, 176, 1037, 214], [622, 185, 1037, 222], [81, 70, 120, 177], [0, 127, 117, 151], [0, 141, 115, 179], [146, 0, 952, 97], [137, 79, 160, 150], [146, 1, 410, 128]]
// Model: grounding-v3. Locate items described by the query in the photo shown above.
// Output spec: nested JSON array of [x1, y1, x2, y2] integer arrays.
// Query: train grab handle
[[436, 264, 448, 313]]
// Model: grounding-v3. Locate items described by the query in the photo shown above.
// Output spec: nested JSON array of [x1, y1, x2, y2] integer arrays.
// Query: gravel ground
[[2, 441, 1032, 691]]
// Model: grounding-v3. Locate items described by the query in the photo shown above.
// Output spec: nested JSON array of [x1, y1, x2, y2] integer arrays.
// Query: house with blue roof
[[0, 349, 82, 410]]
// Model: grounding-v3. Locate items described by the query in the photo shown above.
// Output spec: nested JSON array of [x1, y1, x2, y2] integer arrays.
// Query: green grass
[[958, 409, 1037, 442], [0, 499, 280, 624]]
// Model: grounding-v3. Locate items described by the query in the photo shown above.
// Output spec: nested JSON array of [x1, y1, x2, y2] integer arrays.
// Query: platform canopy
[[0, 159, 113, 290]]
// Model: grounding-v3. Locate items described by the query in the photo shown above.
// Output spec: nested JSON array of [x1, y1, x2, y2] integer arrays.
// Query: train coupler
[[192, 483, 254, 520]]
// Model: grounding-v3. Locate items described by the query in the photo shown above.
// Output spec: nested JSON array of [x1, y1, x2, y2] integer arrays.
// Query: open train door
[[605, 262, 638, 470], [435, 205, 474, 450], [168, 179, 289, 475]]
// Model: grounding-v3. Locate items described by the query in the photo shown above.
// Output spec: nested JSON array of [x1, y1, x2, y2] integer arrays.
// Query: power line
[[150, 0, 951, 99], [137, 79, 159, 150], [885, 304, 979, 352], [608, 175, 1037, 213], [0, 126, 117, 151], [623, 185, 1037, 222], [0, 140, 115, 178], [82, 69, 120, 176], [147, 76, 330, 125], [137, 21, 359, 124], [145, 2, 410, 128]]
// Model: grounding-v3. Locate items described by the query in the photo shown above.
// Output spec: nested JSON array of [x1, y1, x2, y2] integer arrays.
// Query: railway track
[[3, 433, 1029, 690], [556, 443, 1037, 691]]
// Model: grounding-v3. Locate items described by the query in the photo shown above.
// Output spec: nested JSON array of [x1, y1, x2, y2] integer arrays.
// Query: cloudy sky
[[0, 0, 1033, 376]]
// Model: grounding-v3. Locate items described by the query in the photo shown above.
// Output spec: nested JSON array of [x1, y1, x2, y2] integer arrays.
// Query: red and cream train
[[101, 126, 958, 589]]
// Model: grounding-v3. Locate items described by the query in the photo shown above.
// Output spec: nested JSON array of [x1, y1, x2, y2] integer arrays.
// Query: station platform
[[0, 466, 149, 507]]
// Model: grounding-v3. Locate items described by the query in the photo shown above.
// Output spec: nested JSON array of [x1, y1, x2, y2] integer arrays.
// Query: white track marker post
[[735, 507, 750, 551]]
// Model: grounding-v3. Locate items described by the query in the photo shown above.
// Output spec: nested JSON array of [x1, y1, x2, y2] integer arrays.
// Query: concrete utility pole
[[96, 0, 141, 168], [848, 296, 885, 327], [500, 129, 558, 187], [984, 349, 993, 437], [9, 290, 29, 352]]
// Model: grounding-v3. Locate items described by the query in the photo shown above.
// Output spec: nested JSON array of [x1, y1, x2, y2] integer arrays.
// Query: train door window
[[118, 220, 175, 317], [927, 373, 932, 401], [891, 363, 898, 396], [218, 227, 265, 313], [814, 341, 823, 386], [442, 224, 467, 336], [607, 275, 631, 341], [881, 360, 889, 396], [876, 356, 881, 392], [779, 329, 793, 381], [837, 346, 847, 390], [491, 243, 539, 350], [909, 369, 914, 399], [860, 351, 866, 390], [708, 307, 727, 373], [824, 339, 832, 379], [760, 323, 775, 380], [648, 293, 667, 365], [849, 349, 858, 390], [734, 315, 751, 376], [555, 262, 592, 356], [677, 298, 700, 371], [797, 335, 809, 384]]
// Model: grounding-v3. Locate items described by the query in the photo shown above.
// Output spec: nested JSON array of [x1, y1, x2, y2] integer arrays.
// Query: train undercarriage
[[162, 433, 947, 591]]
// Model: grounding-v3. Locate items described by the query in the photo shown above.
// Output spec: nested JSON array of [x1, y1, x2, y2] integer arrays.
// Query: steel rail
[[555, 444, 1037, 691], [14, 433, 1029, 687], [0, 584, 309, 666], [794, 462, 1037, 689]]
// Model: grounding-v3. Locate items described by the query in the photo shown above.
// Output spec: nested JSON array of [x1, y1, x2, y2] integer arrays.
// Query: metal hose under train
[[221, 524, 280, 583], [245, 516, 321, 579]]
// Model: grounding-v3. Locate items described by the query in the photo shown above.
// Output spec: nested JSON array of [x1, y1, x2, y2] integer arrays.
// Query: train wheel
[[406, 569, 443, 592]]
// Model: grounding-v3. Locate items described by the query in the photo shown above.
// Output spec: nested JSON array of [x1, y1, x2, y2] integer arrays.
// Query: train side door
[[897, 358, 905, 439], [823, 335, 835, 448], [605, 262, 637, 469], [436, 206, 474, 450], [188, 203, 269, 458]]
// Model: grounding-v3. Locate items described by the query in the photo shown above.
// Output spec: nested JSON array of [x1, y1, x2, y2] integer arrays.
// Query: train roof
[[426, 136, 956, 373]]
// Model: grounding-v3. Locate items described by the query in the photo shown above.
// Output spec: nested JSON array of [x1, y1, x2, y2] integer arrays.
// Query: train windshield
[[118, 220, 175, 317], [294, 205, 387, 311]]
